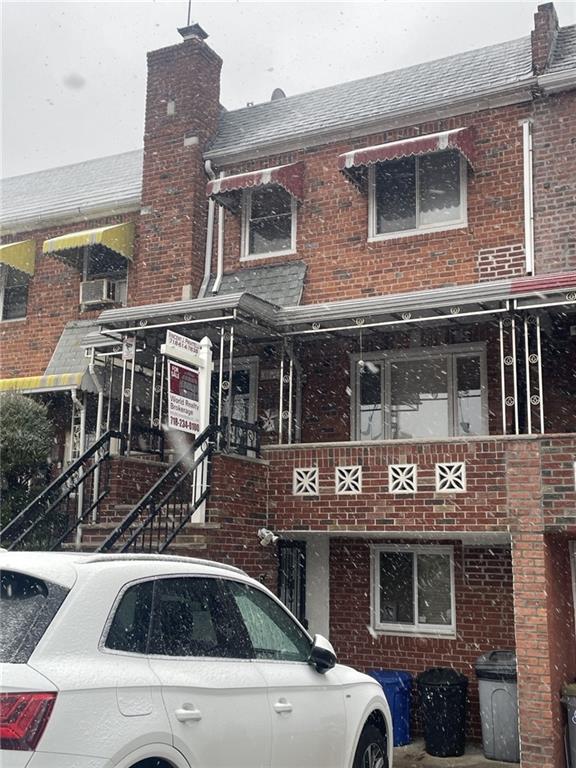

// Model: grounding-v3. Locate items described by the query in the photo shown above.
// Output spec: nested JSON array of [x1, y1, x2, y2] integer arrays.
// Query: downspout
[[198, 160, 217, 298], [522, 119, 535, 274], [70, 389, 86, 550], [89, 361, 105, 522], [212, 170, 225, 294]]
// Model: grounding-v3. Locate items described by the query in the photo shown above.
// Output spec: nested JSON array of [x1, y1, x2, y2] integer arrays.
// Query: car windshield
[[0, 569, 69, 663]]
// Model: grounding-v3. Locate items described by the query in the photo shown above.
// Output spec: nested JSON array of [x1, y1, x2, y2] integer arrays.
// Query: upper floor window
[[0, 265, 29, 321], [369, 150, 466, 239], [352, 344, 487, 441], [242, 185, 296, 259]]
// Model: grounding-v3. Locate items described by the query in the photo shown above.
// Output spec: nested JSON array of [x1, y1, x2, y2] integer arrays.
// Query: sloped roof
[[44, 320, 98, 376], [207, 36, 533, 159], [1, 150, 143, 231], [206, 261, 306, 306], [549, 24, 576, 73]]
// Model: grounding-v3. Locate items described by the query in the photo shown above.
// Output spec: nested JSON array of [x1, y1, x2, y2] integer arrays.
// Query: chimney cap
[[178, 22, 209, 41]]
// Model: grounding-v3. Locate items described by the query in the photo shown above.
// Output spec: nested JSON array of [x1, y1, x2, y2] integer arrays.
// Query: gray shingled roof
[[549, 24, 576, 73], [207, 36, 534, 159], [44, 320, 98, 376], [206, 261, 306, 306], [1, 150, 143, 230]]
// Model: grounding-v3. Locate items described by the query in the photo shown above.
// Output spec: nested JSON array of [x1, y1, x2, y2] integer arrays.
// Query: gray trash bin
[[475, 650, 520, 763], [564, 682, 576, 768]]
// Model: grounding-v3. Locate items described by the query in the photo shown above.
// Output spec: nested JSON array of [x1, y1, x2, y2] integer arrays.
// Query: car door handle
[[175, 704, 202, 722], [273, 699, 293, 714]]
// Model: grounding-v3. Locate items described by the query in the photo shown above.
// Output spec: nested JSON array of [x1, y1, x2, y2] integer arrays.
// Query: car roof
[[0, 551, 246, 590]]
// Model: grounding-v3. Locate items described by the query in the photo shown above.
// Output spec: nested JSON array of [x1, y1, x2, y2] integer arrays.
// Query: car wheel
[[352, 723, 388, 768]]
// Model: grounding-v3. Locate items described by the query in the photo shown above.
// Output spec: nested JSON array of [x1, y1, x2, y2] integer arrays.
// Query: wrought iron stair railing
[[97, 425, 219, 554], [0, 430, 124, 552]]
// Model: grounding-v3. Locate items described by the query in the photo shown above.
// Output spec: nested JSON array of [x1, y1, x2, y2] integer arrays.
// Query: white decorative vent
[[435, 462, 466, 492], [293, 467, 319, 496], [335, 466, 362, 494], [388, 464, 417, 494]]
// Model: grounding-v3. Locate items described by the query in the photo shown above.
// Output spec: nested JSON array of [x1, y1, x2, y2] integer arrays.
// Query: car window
[[226, 581, 311, 662], [149, 577, 252, 659], [0, 569, 69, 663], [105, 580, 154, 653]]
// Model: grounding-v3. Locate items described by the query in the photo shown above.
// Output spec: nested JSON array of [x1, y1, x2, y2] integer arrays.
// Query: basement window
[[372, 544, 455, 636], [369, 150, 467, 239]]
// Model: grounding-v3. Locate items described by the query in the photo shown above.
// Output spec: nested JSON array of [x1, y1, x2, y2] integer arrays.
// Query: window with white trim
[[353, 345, 487, 441], [242, 186, 296, 259], [0, 265, 29, 321], [369, 150, 466, 239], [372, 544, 455, 635]]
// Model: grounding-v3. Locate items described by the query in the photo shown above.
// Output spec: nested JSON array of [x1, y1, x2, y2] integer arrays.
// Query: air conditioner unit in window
[[80, 278, 116, 306]]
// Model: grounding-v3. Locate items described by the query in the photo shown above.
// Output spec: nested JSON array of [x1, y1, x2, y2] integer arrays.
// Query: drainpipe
[[89, 362, 105, 522], [198, 160, 217, 298], [212, 170, 225, 294], [522, 119, 535, 275], [70, 389, 86, 549]]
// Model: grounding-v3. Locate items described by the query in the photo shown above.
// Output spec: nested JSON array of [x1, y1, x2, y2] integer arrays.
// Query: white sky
[[2, 0, 575, 178]]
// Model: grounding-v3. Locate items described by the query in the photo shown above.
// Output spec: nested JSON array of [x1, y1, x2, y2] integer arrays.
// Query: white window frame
[[350, 343, 488, 441], [241, 186, 297, 261], [80, 246, 128, 309], [0, 264, 29, 322], [368, 152, 468, 242], [371, 543, 456, 637]]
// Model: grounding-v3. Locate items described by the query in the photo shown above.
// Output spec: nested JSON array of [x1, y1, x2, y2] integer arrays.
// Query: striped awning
[[338, 128, 476, 186], [43, 222, 134, 261], [207, 162, 305, 211], [0, 372, 86, 394], [0, 240, 36, 275]]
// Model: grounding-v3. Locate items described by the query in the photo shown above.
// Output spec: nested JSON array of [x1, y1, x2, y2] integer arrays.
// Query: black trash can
[[417, 667, 468, 757]]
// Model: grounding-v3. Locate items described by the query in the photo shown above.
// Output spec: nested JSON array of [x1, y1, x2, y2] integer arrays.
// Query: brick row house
[[1, 3, 575, 765]]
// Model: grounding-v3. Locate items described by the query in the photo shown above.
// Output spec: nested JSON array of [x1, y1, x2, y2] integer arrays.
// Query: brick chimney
[[132, 24, 222, 305], [531, 3, 559, 75]]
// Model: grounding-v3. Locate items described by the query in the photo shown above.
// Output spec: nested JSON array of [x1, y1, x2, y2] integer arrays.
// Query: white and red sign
[[167, 360, 200, 435]]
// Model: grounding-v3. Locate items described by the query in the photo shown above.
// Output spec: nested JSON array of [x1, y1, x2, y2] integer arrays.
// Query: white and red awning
[[338, 128, 476, 185], [206, 162, 305, 211]]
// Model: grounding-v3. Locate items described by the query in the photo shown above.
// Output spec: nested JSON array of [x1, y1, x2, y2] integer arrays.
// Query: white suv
[[0, 552, 392, 768]]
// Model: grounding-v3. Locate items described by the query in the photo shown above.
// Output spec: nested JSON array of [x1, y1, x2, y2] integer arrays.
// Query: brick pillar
[[508, 439, 565, 767], [131, 28, 222, 305]]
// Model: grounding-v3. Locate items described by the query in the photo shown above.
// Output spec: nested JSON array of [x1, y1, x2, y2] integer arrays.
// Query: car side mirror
[[308, 634, 337, 674]]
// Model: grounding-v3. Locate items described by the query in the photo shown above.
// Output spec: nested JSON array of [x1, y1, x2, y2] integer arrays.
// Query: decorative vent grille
[[335, 466, 362, 494], [293, 467, 319, 496], [435, 462, 466, 492], [388, 464, 417, 493]]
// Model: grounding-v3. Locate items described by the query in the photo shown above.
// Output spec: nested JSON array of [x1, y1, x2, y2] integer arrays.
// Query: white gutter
[[522, 119, 535, 275], [538, 69, 576, 93], [198, 161, 217, 298], [212, 171, 225, 295]]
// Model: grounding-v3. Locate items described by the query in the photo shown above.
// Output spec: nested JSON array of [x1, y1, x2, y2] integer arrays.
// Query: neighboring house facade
[[1, 4, 575, 765]]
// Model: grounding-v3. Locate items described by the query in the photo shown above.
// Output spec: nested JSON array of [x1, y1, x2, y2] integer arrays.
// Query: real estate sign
[[167, 360, 200, 434]]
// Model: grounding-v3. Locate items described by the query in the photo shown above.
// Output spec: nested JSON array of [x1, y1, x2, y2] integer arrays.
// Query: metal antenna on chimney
[[187, 0, 192, 26]]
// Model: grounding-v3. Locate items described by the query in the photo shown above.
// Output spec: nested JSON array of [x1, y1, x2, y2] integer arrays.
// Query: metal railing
[[97, 425, 219, 553], [222, 417, 261, 457], [0, 430, 124, 552]]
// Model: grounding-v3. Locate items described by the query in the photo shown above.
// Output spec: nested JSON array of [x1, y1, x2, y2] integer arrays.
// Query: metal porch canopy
[[276, 271, 576, 335], [206, 162, 305, 212], [43, 223, 135, 261], [0, 372, 89, 394]]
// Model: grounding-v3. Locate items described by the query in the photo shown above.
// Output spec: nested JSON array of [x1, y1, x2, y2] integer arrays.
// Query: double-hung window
[[369, 150, 466, 239], [0, 265, 29, 321], [242, 185, 296, 259], [372, 544, 455, 635], [353, 345, 487, 441]]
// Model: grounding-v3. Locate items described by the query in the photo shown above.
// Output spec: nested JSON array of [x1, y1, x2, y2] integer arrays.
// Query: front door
[[226, 579, 347, 768], [148, 576, 271, 768]]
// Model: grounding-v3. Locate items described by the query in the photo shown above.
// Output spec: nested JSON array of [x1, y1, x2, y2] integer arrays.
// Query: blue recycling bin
[[369, 669, 413, 746]]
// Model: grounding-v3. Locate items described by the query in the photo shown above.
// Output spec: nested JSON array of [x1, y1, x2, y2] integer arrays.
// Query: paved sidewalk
[[393, 740, 515, 768]]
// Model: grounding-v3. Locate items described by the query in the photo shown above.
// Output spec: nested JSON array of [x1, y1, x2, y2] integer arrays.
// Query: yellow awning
[[43, 223, 134, 261], [0, 373, 84, 393], [0, 240, 36, 275]]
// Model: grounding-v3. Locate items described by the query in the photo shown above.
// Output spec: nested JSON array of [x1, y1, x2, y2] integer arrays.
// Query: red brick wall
[[0, 212, 137, 378], [131, 37, 222, 305], [329, 539, 515, 741], [215, 105, 529, 304], [532, 89, 576, 274], [265, 439, 511, 535], [541, 436, 576, 530]]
